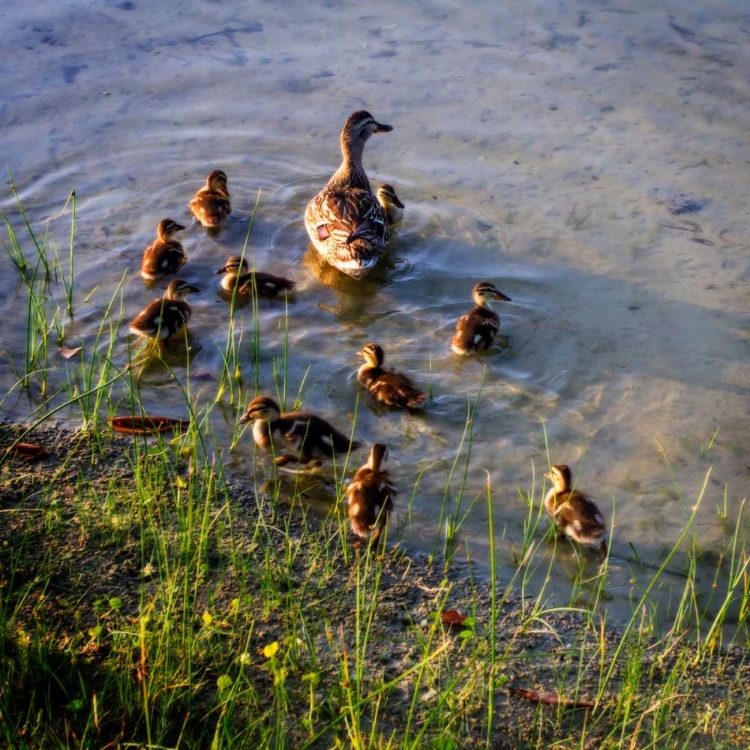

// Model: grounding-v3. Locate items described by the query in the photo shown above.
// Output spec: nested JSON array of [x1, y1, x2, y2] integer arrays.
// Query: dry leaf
[[60, 344, 83, 359], [7, 442, 48, 462], [510, 687, 594, 709], [441, 609, 467, 628], [108, 415, 190, 435]]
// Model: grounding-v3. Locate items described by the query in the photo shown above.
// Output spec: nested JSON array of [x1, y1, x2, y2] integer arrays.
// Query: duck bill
[[238, 412, 252, 425], [215, 266, 228, 275], [356, 351, 364, 358], [544, 472, 552, 480], [393, 196, 405, 209], [374, 121, 393, 133], [186, 285, 200, 293], [174, 223, 186, 232], [494, 291, 512, 302]]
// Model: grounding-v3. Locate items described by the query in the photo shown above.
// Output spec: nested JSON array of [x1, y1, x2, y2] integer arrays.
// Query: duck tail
[[330, 432, 361, 454], [408, 391, 428, 409]]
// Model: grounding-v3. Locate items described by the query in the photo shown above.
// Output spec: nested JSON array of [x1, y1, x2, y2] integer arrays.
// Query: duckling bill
[[451, 281, 511, 355], [346, 443, 396, 541], [238, 395, 361, 467], [376, 184, 405, 227], [544, 464, 607, 554]]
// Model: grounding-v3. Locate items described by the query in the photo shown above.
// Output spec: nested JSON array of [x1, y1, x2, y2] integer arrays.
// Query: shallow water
[[2, 0, 750, 627]]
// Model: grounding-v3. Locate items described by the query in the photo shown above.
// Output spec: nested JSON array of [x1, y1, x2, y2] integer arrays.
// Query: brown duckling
[[357, 342, 427, 410], [451, 281, 511, 355], [129, 278, 199, 340], [544, 464, 607, 554], [140, 219, 187, 281], [376, 184, 405, 226], [215, 256, 296, 297], [346, 443, 396, 541], [189, 169, 231, 228], [238, 395, 361, 467]]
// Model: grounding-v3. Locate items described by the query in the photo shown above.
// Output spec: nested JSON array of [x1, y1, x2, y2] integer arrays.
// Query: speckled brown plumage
[[305, 111, 393, 278], [141, 219, 187, 280], [346, 443, 396, 540], [189, 170, 231, 228]]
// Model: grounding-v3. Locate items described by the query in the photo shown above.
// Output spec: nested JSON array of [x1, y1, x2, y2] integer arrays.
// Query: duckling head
[[157, 218, 186, 240], [473, 281, 512, 308], [368, 442, 389, 472], [238, 395, 281, 424], [342, 110, 392, 154], [206, 169, 229, 196], [377, 184, 405, 210], [545, 464, 573, 493], [215, 255, 249, 277], [357, 342, 385, 367], [165, 278, 199, 301]]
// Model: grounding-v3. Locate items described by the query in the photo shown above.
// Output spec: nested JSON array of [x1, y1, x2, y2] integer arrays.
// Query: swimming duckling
[[129, 278, 199, 340], [189, 170, 231, 229], [451, 281, 512, 355], [238, 395, 361, 467], [376, 184, 405, 226], [215, 256, 296, 297], [304, 110, 393, 278], [346, 443, 396, 541], [544, 464, 607, 554], [140, 219, 187, 281], [357, 342, 427, 410]]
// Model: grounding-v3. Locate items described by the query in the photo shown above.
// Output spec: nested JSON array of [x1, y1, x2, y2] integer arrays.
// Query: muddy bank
[[1, 421, 748, 748]]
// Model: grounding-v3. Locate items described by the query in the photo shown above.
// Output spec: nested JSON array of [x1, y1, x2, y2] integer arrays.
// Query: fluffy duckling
[[238, 395, 361, 466], [140, 219, 187, 281], [215, 256, 296, 297], [129, 278, 199, 340], [451, 281, 512, 355], [346, 443, 396, 541], [189, 170, 231, 228], [357, 342, 427, 410], [376, 184, 405, 226], [544, 464, 607, 554], [304, 110, 393, 278]]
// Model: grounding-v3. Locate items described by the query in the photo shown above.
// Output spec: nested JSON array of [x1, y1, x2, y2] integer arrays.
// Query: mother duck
[[305, 111, 393, 278]]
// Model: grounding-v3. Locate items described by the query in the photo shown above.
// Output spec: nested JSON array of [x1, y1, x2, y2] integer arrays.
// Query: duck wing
[[237, 271, 296, 296], [307, 187, 389, 269], [451, 309, 498, 354], [370, 371, 427, 409], [556, 491, 606, 542]]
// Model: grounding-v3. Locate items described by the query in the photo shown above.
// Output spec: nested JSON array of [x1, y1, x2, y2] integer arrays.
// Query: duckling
[[215, 256, 296, 297], [376, 184, 405, 226], [304, 111, 393, 278], [357, 342, 427, 410], [451, 281, 512, 355], [346, 443, 396, 541], [544, 464, 607, 554], [129, 278, 199, 340], [189, 170, 231, 228], [140, 219, 187, 281], [238, 395, 361, 467]]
